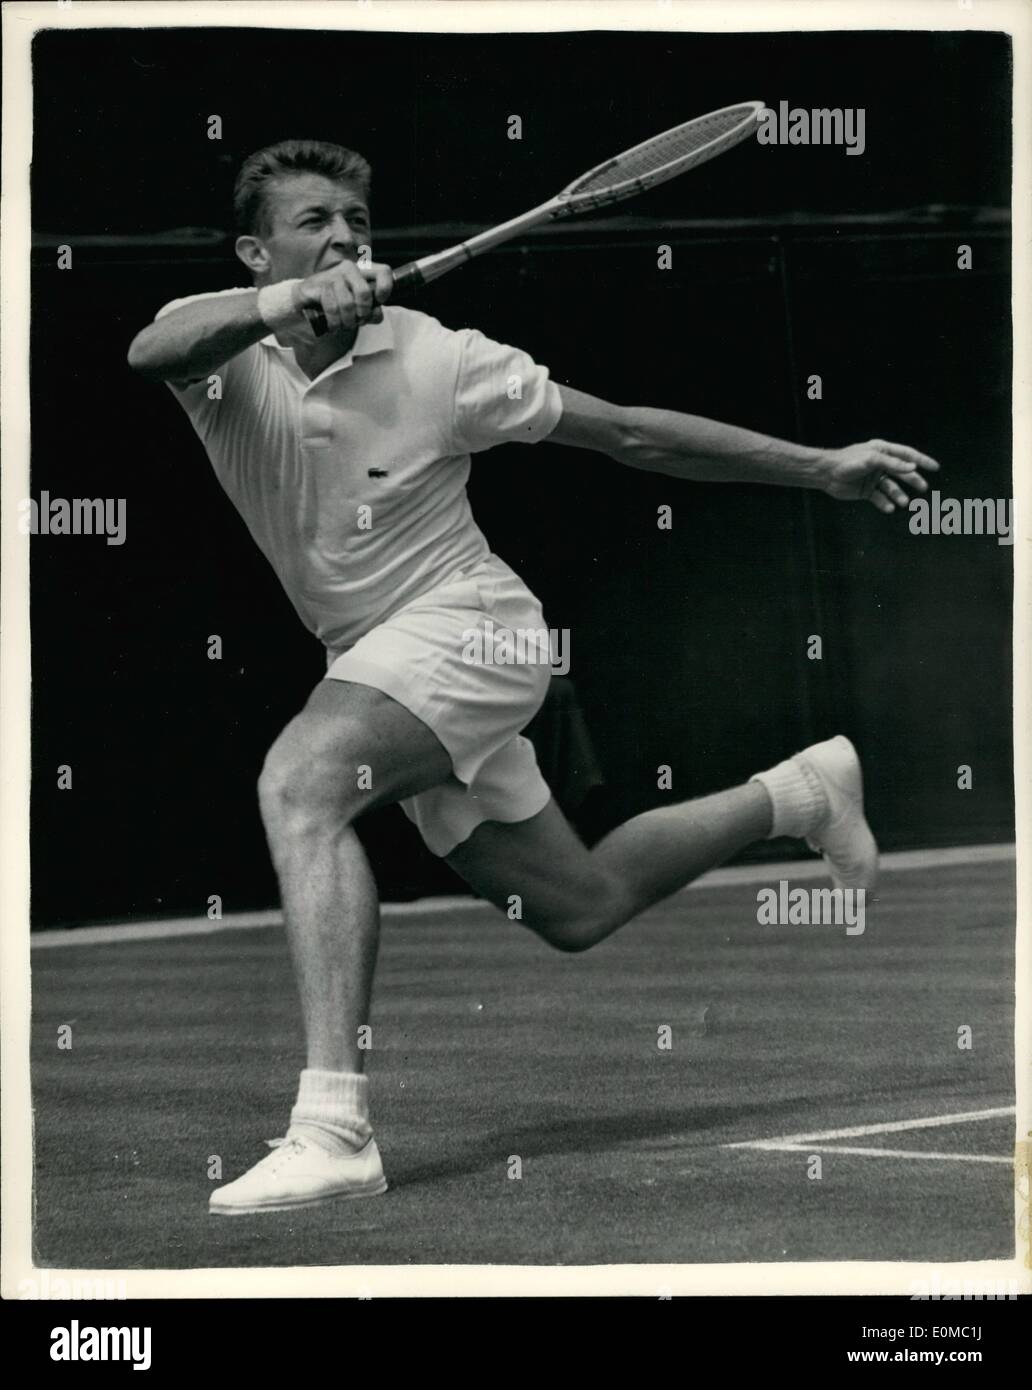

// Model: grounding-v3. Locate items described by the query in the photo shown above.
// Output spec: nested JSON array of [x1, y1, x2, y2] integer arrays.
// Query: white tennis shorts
[[324, 554, 553, 856]]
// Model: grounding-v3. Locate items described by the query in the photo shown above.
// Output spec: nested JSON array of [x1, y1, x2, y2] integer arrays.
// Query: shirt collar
[[260, 312, 395, 360]]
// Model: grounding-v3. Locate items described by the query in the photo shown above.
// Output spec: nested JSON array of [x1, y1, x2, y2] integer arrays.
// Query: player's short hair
[[233, 139, 372, 236]]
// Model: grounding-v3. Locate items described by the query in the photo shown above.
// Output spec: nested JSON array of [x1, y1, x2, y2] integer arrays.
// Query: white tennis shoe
[[796, 734, 879, 890], [209, 1134, 387, 1215]]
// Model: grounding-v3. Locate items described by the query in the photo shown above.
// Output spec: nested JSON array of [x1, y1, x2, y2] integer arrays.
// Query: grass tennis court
[[31, 849, 1015, 1269]]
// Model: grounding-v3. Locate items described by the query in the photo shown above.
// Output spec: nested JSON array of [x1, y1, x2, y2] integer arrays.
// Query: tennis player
[[128, 140, 939, 1214]]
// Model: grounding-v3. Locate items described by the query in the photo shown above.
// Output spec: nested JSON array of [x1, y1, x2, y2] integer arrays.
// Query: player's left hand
[[821, 440, 941, 514]]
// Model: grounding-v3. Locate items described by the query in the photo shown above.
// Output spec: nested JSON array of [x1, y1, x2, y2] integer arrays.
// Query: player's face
[[259, 173, 372, 281]]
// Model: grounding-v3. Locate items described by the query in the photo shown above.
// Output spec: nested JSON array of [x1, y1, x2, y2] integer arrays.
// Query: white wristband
[[256, 279, 307, 334]]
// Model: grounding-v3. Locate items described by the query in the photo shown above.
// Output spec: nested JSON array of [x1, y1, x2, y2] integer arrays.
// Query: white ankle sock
[[287, 1069, 372, 1155], [750, 752, 828, 839]]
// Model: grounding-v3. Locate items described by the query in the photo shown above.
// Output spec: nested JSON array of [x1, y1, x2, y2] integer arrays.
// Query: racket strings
[[567, 105, 758, 198]]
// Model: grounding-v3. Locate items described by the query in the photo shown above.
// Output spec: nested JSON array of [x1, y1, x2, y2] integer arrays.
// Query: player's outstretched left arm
[[549, 385, 939, 514]]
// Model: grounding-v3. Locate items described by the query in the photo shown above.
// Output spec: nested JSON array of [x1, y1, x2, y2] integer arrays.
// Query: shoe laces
[[259, 1135, 308, 1173]]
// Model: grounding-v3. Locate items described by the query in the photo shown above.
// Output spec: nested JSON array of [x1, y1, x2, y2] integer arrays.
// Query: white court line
[[725, 1106, 1016, 1166], [698, 841, 1013, 887], [30, 910, 286, 950], [735, 1144, 1011, 1166], [726, 1104, 1015, 1148], [30, 842, 1016, 950]]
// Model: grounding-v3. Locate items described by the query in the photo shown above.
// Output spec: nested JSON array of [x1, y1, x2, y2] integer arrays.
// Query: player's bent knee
[[530, 879, 634, 954], [258, 732, 365, 835], [539, 924, 595, 954]]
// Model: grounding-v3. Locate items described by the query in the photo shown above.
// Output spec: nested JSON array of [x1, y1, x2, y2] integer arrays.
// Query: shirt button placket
[[301, 394, 335, 452]]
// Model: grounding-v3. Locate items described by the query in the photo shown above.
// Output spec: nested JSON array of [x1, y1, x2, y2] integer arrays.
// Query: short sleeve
[[451, 327, 562, 455], [153, 288, 261, 441]]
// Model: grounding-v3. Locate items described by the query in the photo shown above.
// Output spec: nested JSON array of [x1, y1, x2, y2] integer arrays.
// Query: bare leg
[[447, 782, 772, 954], [209, 680, 454, 1210], [267, 823, 379, 1073], [591, 782, 771, 907], [258, 679, 452, 1072]]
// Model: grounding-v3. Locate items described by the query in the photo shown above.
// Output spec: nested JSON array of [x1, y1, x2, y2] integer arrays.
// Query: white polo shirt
[[157, 291, 562, 651]]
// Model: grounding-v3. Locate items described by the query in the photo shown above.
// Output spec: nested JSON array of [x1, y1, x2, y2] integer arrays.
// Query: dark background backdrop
[[29, 27, 1013, 927]]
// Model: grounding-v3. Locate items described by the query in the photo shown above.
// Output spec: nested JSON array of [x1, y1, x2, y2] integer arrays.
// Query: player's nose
[[327, 214, 359, 252]]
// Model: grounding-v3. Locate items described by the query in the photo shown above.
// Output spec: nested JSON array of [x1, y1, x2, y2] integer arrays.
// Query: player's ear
[[235, 234, 270, 276]]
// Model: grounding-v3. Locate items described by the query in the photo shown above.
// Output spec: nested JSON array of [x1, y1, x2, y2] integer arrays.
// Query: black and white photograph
[[2, 0, 1028, 1321]]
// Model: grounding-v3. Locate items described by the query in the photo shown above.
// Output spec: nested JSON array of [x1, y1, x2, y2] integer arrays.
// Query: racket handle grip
[[303, 305, 330, 337], [302, 259, 424, 338], [391, 260, 425, 292]]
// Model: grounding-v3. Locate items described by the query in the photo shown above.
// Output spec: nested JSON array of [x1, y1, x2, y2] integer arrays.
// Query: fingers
[[299, 259, 393, 334], [353, 263, 393, 325], [869, 455, 928, 512], [366, 261, 394, 307], [872, 439, 940, 472], [306, 278, 347, 334], [873, 453, 931, 495], [833, 437, 942, 515], [336, 260, 375, 323], [306, 263, 376, 331], [876, 473, 912, 508], [323, 278, 348, 332]]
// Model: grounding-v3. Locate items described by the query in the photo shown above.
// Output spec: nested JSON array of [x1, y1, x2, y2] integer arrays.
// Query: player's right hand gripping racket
[[304, 99, 764, 335]]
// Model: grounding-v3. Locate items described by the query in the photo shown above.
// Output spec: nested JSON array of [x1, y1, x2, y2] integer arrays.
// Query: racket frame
[[306, 99, 764, 321]]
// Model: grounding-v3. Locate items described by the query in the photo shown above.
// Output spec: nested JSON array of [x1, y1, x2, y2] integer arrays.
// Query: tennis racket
[[304, 99, 764, 335]]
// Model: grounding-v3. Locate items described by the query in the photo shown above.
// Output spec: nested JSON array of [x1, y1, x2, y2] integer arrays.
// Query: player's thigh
[[263, 678, 453, 813], [446, 797, 621, 928]]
